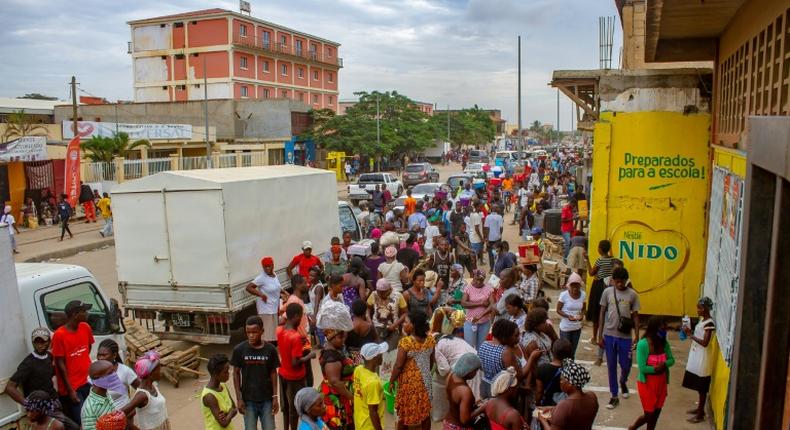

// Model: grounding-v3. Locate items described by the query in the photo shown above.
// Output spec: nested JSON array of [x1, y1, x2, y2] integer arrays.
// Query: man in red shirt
[[286, 241, 323, 283], [52, 300, 94, 424], [277, 303, 315, 430], [561, 200, 576, 258]]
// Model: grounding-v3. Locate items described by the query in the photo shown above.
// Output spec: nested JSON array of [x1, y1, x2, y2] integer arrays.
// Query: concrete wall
[[598, 70, 712, 113]]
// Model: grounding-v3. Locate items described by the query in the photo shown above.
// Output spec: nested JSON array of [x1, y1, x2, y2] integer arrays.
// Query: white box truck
[[420, 140, 450, 163], [112, 165, 360, 343], [0, 229, 125, 428]]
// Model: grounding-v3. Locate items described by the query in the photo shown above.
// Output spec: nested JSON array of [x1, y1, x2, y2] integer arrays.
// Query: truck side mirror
[[109, 298, 125, 333]]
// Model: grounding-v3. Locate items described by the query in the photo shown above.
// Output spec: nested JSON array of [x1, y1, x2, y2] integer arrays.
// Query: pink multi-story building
[[127, 8, 342, 111]]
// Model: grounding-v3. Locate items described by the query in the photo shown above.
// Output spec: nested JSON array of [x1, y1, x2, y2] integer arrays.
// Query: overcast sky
[[0, 0, 621, 130]]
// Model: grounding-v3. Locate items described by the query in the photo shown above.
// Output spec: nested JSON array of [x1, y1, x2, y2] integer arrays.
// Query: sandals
[[687, 416, 705, 423]]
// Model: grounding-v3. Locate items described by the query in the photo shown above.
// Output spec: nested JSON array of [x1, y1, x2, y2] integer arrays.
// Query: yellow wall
[[705, 146, 746, 430], [5, 162, 26, 218], [590, 111, 711, 316]]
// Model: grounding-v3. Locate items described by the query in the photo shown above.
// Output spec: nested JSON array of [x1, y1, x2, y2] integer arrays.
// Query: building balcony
[[232, 34, 343, 68]]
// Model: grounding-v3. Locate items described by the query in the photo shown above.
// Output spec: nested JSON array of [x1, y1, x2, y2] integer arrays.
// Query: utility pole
[[115, 102, 119, 135], [446, 104, 450, 143], [376, 95, 381, 171], [203, 55, 211, 168], [70, 76, 78, 136], [556, 89, 560, 143], [517, 35, 522, 147]]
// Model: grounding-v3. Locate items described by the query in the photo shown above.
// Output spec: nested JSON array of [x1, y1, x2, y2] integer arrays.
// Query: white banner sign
[[62, 121, 192, 140], [0, 136, 48, 162]]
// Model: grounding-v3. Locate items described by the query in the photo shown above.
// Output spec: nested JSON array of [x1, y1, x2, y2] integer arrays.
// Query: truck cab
[[16, 263, 126, 358]]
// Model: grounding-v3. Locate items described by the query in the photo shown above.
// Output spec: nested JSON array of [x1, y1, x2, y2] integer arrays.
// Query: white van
[[16, 263, 126, 357]]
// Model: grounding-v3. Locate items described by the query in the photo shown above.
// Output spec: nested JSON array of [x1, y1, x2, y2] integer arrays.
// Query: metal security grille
[[717, 8, 790, 144]]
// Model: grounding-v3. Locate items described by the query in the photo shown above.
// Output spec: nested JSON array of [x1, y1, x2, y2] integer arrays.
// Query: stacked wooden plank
[[123, 319, 205, 388]]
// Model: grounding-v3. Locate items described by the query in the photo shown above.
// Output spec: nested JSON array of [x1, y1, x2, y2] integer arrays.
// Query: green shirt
[[635, 337, 675, 384], [81, 390, 116, 430]]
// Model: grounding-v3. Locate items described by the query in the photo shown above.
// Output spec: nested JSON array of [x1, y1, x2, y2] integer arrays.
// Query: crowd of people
[[5, 147, 717, 430]]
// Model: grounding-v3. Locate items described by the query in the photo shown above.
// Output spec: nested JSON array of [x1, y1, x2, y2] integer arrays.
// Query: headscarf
[[261, 257, 274, 267], [294, 387, 322, 430], [560, 359, 591, 390], [23, 392, 58, 414], [424, 271, 438, 290], [490, 367, 518, 397], [450, 264, 464, 275], [449, 309, 466, 329], [452, 353, 482, 377], [96, 410, 127, 430], [698, 296, 713, 310], [376, 278, 392, 291], [370, 228, 382, 240], [565, 272, 583, 288], [134, 350, 161, 379], [384, 245, 397, 258]]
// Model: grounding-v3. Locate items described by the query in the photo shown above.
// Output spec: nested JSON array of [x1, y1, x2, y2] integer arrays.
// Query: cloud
[[0, 0, 620, 130]]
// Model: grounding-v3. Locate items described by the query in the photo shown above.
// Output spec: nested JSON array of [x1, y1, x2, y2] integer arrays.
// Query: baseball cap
[[31, 327, 50, 341], [302, 240, 313, 250], [64, 300, 92, 317], [360, 342, 389, 360]]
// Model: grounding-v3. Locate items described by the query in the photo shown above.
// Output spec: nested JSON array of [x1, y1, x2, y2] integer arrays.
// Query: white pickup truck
[[347, 172, 403, 205]]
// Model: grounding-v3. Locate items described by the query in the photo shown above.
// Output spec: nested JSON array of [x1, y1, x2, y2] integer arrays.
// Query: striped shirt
[[594, 256, 614, 280], [81, 390, 116, 430]]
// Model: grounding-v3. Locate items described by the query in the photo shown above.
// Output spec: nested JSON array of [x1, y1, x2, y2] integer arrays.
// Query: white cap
[[360, 342, 389, 360], [302, 240, 313, 250]]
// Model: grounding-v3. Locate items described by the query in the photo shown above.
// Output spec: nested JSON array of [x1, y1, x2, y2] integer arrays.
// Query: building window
[[280, 34, 287, 45], [327, 47, 333, 57], [298, 92, 304, 102], [239, 24, 248, 37], [328, 72, 334, 83], [295, 40, 303, 56], [263, 88, 270, 98], [297, 67, 304, 79], [310, 43, 318, 59], [240, 56, 248, 70], [281, 90, 288, 98], [313, 70, 319, 81], [313, 94, 319, 104], [281, 64, 287, 76], [262, 60, 269, 72], [262, 31, 270, 48], [328, 96, 334, 104], [240, 86, 249, 97], [176, 85, 186, 91]]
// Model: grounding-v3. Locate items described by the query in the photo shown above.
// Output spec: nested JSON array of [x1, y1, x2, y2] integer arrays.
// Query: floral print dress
[[319, 348, 356, 430], [394, 335, 436, 426]]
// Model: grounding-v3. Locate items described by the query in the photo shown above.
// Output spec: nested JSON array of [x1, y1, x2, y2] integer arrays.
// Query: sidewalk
[[13, 220, 114, 262]]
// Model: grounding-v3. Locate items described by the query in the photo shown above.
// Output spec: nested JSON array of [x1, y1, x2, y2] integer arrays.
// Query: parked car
[[468, 150, 489, 163], [447, 174, 474, 191], [348, 172, 404, 204], [403, 162, 440, 186], [464, 162, 486, 176]]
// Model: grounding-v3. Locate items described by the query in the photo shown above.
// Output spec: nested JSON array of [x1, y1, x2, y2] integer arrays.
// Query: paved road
[[51, 162, 709, 430]]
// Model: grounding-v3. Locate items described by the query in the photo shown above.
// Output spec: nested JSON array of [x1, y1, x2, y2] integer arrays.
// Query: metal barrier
[[82, 162, 115, 182]]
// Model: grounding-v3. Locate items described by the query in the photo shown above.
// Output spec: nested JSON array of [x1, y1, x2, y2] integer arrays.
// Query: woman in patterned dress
[[389, 310, 435, 430], [318, 329, 355, 430]]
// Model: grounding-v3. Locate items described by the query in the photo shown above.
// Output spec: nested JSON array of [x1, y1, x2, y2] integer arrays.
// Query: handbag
[[614, 288, 634, 333]]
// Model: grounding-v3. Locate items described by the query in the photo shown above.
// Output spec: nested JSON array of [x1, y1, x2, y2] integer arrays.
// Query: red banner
[[64, 136, 81, 207]]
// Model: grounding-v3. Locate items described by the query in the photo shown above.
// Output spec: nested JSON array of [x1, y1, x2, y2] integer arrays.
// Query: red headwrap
[[261, 257, 274, 267], [331, 244, 342, 254]]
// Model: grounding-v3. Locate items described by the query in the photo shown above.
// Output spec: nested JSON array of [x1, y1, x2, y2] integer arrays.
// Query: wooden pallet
[[124, 319, 205, 388]]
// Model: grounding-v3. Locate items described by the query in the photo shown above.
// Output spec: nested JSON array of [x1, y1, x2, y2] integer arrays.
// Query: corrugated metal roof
[[0, 97, 65, 114]]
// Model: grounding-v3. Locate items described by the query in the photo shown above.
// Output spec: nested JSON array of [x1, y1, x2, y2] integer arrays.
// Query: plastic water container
[[383, 382, 397, 414], [680, 315, 691, 340], [544, 208, 562, 235]]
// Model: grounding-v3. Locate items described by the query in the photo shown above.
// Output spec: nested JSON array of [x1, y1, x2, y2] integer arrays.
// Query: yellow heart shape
[[608, 221, 690, 294]]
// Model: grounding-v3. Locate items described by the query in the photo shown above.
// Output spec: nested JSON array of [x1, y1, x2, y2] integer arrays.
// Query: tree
[[18, 93, 58, 100], [2, 109, 48, 143], [302, 91, 435, 157], [432, 106, 495, 150], [529, 120, 542, 132], [81, 132, 151, 163]]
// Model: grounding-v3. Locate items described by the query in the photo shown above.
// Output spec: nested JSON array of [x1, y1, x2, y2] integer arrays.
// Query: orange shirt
[[503, 178, 513, 191], [404, 197, 417, 216]]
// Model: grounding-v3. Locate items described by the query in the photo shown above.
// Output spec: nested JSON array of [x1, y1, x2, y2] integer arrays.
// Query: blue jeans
[[463, 320, 491, 350], [604, 335, 633, 397], [100, 217, 113, 237], [562, 232, 571, 258], [560, 329, 582, 358], [243, 400, 275, 430]]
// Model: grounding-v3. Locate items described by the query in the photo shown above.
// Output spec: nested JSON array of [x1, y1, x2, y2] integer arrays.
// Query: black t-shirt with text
[[10, 353, 57, 398], [230, 342, 280, 402]]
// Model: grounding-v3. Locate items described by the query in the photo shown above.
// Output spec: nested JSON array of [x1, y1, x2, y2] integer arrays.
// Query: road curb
[[23, 238, 115, 262]]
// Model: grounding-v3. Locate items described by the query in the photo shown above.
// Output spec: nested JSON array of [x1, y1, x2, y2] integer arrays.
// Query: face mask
[[92, 372, 126, 393], [657, 329, 667, 339]]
